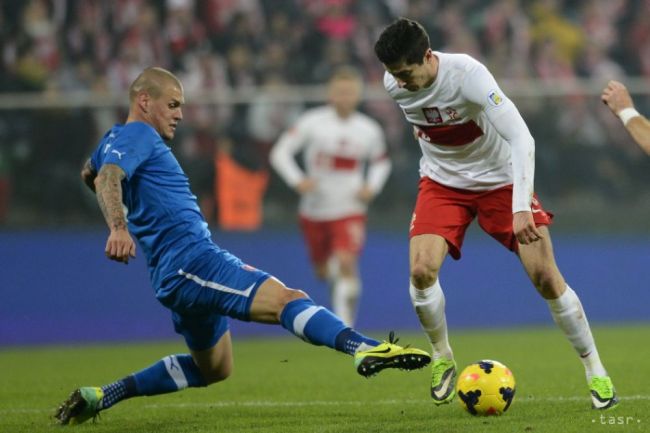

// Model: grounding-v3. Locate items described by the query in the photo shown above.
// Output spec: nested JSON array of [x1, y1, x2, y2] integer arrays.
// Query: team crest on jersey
[[445, 107, 460, 120], [422, 107, 443, 124], [487, 89, 504, 106]]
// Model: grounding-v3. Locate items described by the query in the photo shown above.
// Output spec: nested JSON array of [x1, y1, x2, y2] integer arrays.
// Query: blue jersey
[[91, 121, 213, 291]]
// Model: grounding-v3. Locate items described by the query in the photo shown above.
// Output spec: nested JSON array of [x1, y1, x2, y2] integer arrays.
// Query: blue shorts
[[157, 246, 270, 351]]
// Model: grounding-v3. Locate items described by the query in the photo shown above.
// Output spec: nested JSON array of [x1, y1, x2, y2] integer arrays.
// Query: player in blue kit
[[54, 67, 431, 425]]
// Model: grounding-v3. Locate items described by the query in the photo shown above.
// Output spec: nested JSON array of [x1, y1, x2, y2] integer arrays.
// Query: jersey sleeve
[[269, 113, 312, 187], [90, 129, 113, 172], [461, 62, 535, 213], [102, 123, 156, 180]]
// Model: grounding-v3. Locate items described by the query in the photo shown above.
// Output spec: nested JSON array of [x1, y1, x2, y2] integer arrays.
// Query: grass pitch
[[1, 325, 648, 433]]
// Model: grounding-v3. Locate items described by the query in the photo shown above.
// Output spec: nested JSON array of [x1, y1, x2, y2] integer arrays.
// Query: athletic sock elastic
[[409, 279, 453, 361], [547, 285, 607, 379], [100, 354, 207, 409], [280, 297, 379, 355]]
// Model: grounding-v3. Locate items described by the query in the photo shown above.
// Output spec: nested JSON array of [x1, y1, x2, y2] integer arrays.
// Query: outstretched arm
[[94, 164, 136, 264], [601, 80, 650, 155]]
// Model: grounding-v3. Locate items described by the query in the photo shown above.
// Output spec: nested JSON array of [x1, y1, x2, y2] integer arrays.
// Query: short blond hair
[[129, 67, 182, 102], [329, 66, 363, 85]]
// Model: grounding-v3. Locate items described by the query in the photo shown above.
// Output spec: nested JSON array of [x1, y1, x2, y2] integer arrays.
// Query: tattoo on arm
[[95, 164, 128, 231]]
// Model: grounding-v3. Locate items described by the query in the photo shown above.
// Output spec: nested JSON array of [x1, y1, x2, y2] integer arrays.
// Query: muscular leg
[[249, 277, 309, 323], [519, 226, 608, 379], [517, 226, 566, 299], [409, 234, 453, 360], [190, 331, 233, 384], [80, 344, 215, 415], [56, 260, 431, 424], [410, 234, 456, 404], [249, 277, 378, 354]]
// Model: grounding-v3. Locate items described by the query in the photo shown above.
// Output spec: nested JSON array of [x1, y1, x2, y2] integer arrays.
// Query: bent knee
[[529, 270, 565, 299], [283, 287, 309, 303], [274, 287, 308, 320], [410, 263, 439, 289], [334, 255, 357, 277], [203, 363, 233, 385]]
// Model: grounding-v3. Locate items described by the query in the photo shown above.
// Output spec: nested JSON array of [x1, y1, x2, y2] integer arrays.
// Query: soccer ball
[[456, 360, 516, 416]]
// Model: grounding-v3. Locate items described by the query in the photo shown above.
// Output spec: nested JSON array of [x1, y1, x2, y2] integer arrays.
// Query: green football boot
[[55, 387, 104, 425], [354, 331, 431, 377], [430, 357, 457, 405], [590, 376, 619, 410]]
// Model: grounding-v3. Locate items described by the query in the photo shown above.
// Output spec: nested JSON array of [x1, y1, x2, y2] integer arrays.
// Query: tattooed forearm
[[95, 164, 128, 231]]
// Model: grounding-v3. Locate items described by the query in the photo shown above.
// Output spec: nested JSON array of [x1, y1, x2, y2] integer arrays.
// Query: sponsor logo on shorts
[[242, 264, 258, 272]]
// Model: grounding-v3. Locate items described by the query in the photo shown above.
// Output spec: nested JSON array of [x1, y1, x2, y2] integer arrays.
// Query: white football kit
[[270, 106, 391, 221], [384, 52, 535, 213]]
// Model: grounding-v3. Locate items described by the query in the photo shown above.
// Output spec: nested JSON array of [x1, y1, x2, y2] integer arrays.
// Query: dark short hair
[[374, 18, 430, 65]]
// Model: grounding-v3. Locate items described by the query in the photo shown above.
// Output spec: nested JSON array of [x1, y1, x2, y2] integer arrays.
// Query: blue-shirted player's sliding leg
[[55, 278, 430, 425], [279, 297, 378, 353]]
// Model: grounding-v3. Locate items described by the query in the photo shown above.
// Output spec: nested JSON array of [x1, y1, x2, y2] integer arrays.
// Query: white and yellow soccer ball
[[456, 360, 516, 416]]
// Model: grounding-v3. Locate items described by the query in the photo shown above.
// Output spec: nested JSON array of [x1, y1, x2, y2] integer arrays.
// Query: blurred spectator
[[479, 0, 532, 79], [626, 0, 650, 76], [225, 43, 257, 88], [246, 74, 304, 160], [1, 0, 650, 227], [165, 0, 206, 68], [529, 0, 584, 66]]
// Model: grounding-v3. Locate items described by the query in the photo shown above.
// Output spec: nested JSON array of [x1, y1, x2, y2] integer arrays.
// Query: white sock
[[332, 276, 360, 327], [547, 285, 607, 380], [326, 256, 340, 285], [409, 279, 453, 361]]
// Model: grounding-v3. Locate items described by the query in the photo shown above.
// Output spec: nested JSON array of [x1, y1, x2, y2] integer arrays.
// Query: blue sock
[[99, 376, 136, 409], [280, 298, 379, 355], [100, 354, 206, 409], [334, 328, 380, 355]]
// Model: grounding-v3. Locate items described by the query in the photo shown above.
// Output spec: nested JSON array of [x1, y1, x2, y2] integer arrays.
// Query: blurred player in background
[[601, 80, 650, 154], [54, 67, 429, 425], [270, 67, 391, 326], [374, 18, 618, 410]]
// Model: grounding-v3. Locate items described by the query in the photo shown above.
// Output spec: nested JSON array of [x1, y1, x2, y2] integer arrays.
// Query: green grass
[[1, 325, 649, 433]]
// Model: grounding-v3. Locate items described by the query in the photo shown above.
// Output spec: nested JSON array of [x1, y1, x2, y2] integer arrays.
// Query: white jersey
[[270, 106, 391, 220], [384, 52, 535, 212]]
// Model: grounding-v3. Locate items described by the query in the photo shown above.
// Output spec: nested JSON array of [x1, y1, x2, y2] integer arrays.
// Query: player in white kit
[[270, 67, 391, 326], [374, 18, 618, 410]]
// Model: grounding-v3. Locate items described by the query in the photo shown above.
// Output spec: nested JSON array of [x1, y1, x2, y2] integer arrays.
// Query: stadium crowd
[[0, 0, 648, 227]]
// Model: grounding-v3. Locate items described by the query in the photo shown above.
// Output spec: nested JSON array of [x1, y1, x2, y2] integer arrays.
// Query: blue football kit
[[55, 83, 427, 425], [91, 121, 270, 350]]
